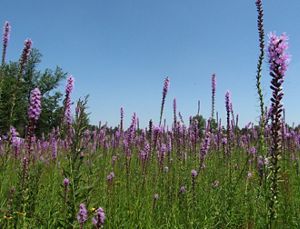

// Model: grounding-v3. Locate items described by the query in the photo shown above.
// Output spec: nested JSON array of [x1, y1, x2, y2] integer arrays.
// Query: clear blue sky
[[1, 0, 300, 128]]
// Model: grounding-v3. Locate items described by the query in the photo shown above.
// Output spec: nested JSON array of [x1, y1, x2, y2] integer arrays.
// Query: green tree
[[0, 49, 67, 136]]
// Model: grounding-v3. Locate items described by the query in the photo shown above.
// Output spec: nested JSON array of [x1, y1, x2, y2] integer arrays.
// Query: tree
[[0, 48, 67, 136]]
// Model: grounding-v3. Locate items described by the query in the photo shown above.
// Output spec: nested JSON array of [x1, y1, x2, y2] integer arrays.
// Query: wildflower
[[19, 39, 32, 74], [77, 203, 88, 225], [267, 32, 290, 221], [211, 73, 216, 119], [92, 207, 105, 228], [179, 186, 186, 194], [63, 178, 70, 187], [28, 88, 42, 121], [64, 76, 74, 126], [159, 77, 170, 126], [2, 21, 11, 64], [107, 172, 115, 182], [191, 169, 197, 178]]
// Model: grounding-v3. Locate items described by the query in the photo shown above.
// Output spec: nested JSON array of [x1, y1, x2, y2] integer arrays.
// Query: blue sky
[[1, 0, 300, 128]]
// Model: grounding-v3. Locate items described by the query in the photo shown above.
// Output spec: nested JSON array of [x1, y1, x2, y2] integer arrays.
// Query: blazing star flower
[[268, 32, 290, 77], [28, 88, 42, 121], [267, 32, 290, 221], [191, 169, 198, 178], [77, 203, 88, 225], [2, 21, 10, 45], [2, 21, 11, 64], [107, 171, 115, 182], [159, 77, 170, 126], [19, 39, 32, 74], [179, 186, 186, 194], [92, 207, 105, 228], [211, 73, 216, 119], [63, 178, 70, 187], [64, 76, 74, 125]]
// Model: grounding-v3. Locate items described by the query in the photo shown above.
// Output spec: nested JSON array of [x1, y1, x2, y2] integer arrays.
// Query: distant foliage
[[0, 48, 67, 136]]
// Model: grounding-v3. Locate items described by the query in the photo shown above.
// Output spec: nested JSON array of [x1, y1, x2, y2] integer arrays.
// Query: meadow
[[0, 0, 300, 228]]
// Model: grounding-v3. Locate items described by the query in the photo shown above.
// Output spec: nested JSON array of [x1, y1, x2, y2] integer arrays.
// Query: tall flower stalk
[[17, 87, 41, 227], [120, 106, 124, 131], [255, 0, 267, 164], [159, 77, 170, 126], [27, 88, 42, 160], [211, 74, 216, 120], [225, 91, 231, 156], [64, 75, 74, 128], [9, 39, 33, 125], [267, 32, 289, 224], [2, 21, 11, 66]]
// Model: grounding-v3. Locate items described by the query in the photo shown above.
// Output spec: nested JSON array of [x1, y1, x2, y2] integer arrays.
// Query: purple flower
[[10, 126, 18, 139], [2, 21, 11, 64], [28, 88, 42, 121], [63, 178, 70, 187], [159, 77, 170, 126], [211, 73, 216, 119], [267, 32, 290, 220], [225, 91, 231, 155], [268, 32, 290, 77], [248, 146, 256, 155], [92, 207, 105, 228], [173, 98, 177, 127], [162, 77, 170, 100], [191, 169, 197, 178], [64, 76, 74, 125], [120, 107, 124, 131], [2, 21, 10, 45], [225, 91, 231, 116], [179, 186, 186, 194], [200, 129, 210, 168], [19, 39, 32, 74], [77, 203, 88, 225], [107, 171, 115, 182]]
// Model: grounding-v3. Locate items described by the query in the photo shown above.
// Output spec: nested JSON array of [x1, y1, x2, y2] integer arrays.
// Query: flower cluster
[[64, 76, 74, 125], [268, 32, 289, 77], [92, 207, 105, 228], [28, 88, 42, 121]]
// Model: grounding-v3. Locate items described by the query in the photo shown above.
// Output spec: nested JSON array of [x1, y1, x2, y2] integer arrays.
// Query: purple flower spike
[[2, 21, 10, 45], [267, 32, 290, 221], [28, 88, 42, 121], [159, 77, 170, 126], [268, 32, 290, 77], [92, 207, 105, 228], [19, 39, 32, 74], [64, 76, 74, 126], [77, 203, 88, 225], [225, 90, 231, 155], [211, 73, 216, 119], [2, 21, 11, 64]]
